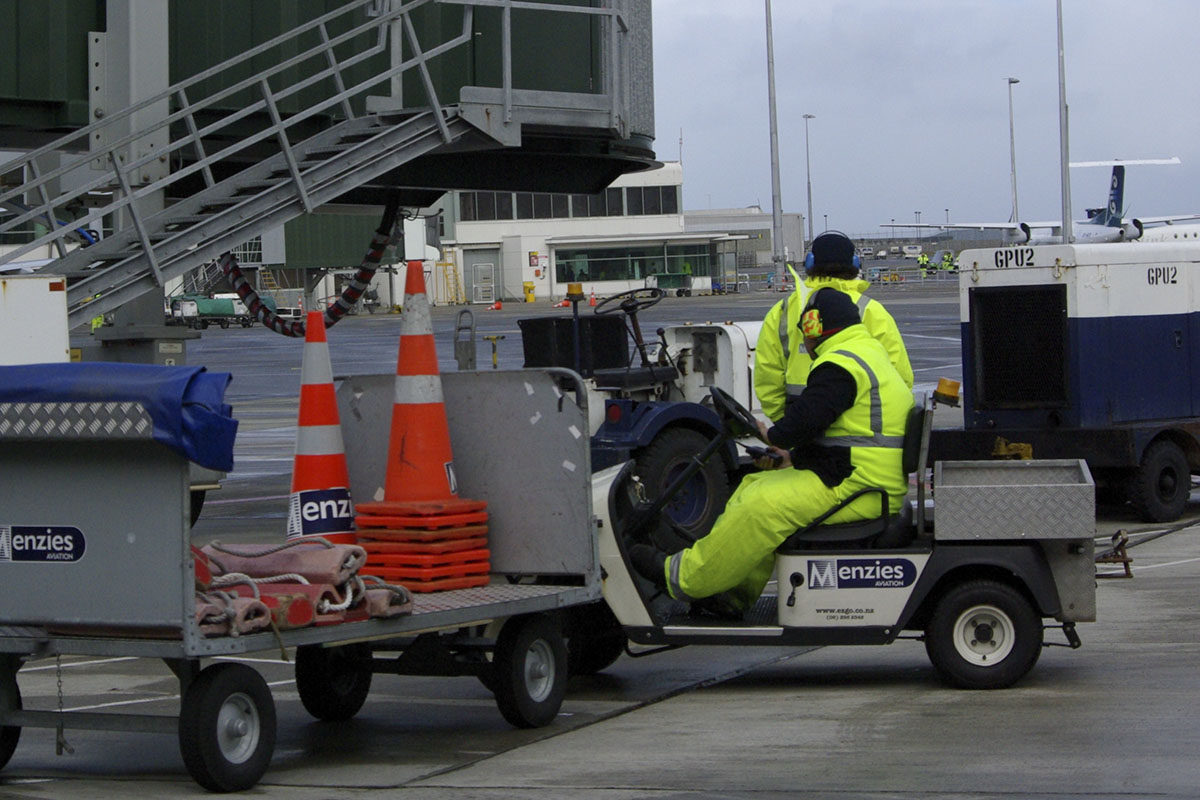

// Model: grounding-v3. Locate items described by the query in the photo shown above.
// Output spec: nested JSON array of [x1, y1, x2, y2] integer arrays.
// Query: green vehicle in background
[[169, 293, 277, 329]]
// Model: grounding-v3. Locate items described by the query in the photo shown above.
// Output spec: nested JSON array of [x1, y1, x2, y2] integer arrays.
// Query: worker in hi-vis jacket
[[754, 231, 912, 426], [631, 288, 914, 615]]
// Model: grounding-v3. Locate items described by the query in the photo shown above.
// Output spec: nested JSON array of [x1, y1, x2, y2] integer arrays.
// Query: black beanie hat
[[808, 231, 857, 267], [799, 288, 861, 340]]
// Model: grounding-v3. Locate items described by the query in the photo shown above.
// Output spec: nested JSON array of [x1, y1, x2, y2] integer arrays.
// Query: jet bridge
[[0, 0, 655, 332]]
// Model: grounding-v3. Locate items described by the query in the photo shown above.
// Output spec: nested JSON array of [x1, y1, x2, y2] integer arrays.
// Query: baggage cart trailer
[[0, 367, 599, 791]]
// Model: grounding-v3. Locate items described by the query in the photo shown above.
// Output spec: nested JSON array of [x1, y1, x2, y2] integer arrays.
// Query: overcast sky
[[651, 0, 1200, 238]]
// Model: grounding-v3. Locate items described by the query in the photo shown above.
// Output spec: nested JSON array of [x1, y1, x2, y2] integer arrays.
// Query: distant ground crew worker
[[631, 288, 914, 613], [917, 251, 930, 279], [940, 250, 956, 271], [754, 231, 913, 424]]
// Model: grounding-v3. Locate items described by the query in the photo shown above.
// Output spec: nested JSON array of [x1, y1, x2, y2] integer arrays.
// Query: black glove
[[629, 544, 668, 587]]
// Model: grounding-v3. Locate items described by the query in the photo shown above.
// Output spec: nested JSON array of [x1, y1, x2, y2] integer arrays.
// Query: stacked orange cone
[[589, 289, 597, 307], [355, 261, 490, 591], [286, 311, 357, 544]]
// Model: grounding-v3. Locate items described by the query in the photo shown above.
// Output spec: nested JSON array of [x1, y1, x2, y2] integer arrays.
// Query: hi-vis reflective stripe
[[778, 294, 791, 358], [299, 340, 332, 385], [785, 383, 806, 398], [815, 349, 904, 449], [394, 374, 444, 404], [855, 294, 870, 314], [295, 424, 347, 456], [667, 551, 695, 601]]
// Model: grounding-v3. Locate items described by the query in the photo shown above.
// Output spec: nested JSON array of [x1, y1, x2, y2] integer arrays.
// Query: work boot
[[628, 544, 668, 587], [688, 592, 744, 621]]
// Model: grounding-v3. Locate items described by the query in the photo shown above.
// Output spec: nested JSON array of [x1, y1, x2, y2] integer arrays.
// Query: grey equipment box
[[933, 459, 1095, 541]]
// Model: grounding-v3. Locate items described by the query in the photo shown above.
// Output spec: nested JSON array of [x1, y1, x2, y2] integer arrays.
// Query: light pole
[[914, 210, 921, 243], [764, 0, 785, 270], [823, 214, 828, 232], [1007, 77, 1020, 223], [803, 113, 816, 246], [1055, 0, 1073, 243]]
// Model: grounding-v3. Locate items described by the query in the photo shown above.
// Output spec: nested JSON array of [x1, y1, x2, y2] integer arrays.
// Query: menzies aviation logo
[[0, 525, 87, 563], [287, 488, 355, 539], [808, 558, 916, 590]]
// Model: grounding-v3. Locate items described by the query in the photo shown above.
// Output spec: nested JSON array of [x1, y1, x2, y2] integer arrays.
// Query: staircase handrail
[[0, 0, 629, 271]]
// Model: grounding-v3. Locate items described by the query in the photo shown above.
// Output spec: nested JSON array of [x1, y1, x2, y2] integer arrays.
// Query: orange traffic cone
[[588, 289, 597, 307], [286, 311, 356, 543], [490, 299, 503, 311], [357, 261, 487, 519]]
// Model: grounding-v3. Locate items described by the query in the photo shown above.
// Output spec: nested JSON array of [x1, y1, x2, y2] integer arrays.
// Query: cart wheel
[[925, 580, 1043, 690], [492, 614, 567, 728], [218, 319, 230, 329], [189, 490, 206, 528], [1129, 439, 1190, 523], [567, 601, 626, 676], [179, 663, 276, 792], [295, 643, 373, 721], [0, 667, 21, 772]]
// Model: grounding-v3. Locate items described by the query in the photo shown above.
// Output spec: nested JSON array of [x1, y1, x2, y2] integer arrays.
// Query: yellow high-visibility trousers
[[668, 468, 884, 610]]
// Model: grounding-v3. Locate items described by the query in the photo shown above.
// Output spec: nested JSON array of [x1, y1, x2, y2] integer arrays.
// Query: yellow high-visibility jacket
[[753, 276, 913, 421]]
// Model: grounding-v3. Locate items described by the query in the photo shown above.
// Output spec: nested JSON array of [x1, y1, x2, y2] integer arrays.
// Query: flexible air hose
[[220, 194, 404, 337]]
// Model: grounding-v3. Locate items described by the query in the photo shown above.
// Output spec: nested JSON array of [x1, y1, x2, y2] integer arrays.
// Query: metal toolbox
[[933, 459, 1095, 541]]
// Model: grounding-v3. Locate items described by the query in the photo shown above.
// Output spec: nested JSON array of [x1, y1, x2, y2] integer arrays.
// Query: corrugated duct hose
[[220, 193, 403, 337]]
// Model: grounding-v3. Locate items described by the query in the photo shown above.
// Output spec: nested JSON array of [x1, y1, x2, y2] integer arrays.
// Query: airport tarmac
[[4, 282, 1199, 798]]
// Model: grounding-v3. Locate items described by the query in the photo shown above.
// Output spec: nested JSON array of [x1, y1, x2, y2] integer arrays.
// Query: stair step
[[165, 215, 212, 227], [303, 145, 352, 159], [232, 178, 289, 195]]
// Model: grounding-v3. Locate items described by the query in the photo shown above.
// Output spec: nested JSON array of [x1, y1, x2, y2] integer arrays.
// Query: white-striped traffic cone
[[286, 311, 356, 543]]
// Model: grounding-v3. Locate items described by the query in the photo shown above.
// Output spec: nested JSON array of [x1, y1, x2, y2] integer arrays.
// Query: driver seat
[[776, 395, 932, 552]]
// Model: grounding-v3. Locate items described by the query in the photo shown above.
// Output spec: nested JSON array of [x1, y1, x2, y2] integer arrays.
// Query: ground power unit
[[930, 241, 1200, 521]]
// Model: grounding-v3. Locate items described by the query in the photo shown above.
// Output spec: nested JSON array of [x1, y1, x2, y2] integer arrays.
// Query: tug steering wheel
[[710, 386, 766, 442], [593, 287, 665, 316], [593, 288, 665, 366]]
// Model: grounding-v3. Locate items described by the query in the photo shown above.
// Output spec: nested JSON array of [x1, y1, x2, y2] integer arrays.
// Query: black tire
[[566, 602, 626, 676], [925, 580, 1043, 690], [294, 643, 373, 722], [634, 427, 730, 543], [1129, 439, 1191, 523], [492, 614, 568, 728], [240, 319, 253, 328], [218, 319, 230, 329], [189, 490, 206, 528], [0, 666, 20, 772], [198, 319, 209, 330], [179, 663, 276, 792]]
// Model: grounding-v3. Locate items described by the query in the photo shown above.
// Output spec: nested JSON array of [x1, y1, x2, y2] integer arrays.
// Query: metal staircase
[[179, 259, 226, 298], [0, 0, 640, 329]]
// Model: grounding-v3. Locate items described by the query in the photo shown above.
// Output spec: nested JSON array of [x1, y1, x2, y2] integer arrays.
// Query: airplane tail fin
[[1084, 165, 1125, 227]]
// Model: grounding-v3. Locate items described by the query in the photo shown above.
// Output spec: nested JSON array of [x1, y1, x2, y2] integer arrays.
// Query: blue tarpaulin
[[0, 363, 238, 471]]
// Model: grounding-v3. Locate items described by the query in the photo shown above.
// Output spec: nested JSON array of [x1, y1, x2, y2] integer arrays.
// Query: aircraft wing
[[1132, 213, 1200, 226]]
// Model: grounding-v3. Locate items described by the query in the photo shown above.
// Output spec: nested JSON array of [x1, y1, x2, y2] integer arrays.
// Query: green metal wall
[[283, 213, 391, 270], [0, 0, 103, 129], [0, 0, 603, 134]]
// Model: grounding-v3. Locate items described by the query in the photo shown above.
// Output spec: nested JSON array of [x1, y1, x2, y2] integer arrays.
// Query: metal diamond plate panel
[[0, 401, 153, 439], [934, 459, 1095, 541]]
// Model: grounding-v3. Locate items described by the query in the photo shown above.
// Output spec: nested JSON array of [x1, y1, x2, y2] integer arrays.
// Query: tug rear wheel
[[925, 580, 1042, 690]]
